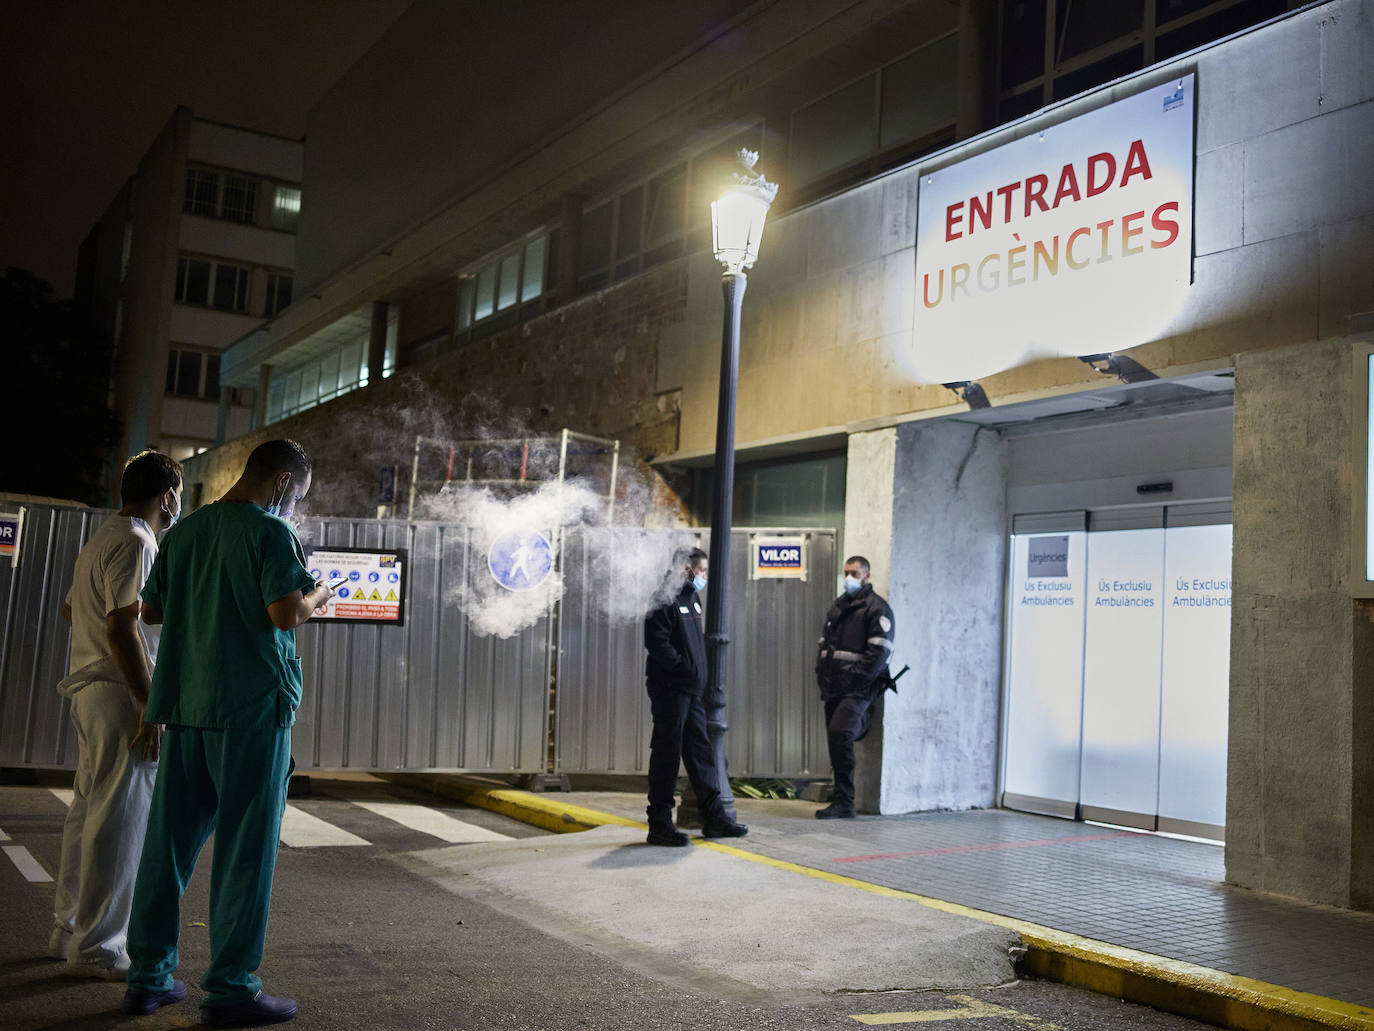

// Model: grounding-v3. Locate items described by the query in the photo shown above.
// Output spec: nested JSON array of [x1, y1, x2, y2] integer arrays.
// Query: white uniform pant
[[52, 680, 156, 965]]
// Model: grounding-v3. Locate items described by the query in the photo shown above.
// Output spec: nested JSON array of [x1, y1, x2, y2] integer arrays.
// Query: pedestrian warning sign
[[306, 546, 407, 626]]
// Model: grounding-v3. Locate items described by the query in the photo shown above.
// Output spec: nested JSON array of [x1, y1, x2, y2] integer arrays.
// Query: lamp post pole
[[701, 269, 747, 823], [677, 149, 774, 829]]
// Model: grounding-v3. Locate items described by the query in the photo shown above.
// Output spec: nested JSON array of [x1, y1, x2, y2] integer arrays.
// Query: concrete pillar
[[254, 364, 272, 431], [843, 428, 897, 813], [957, 0, 998, 140], [1228, 336, 1373, 911], [556, 194, 582, 306], [215, 387, 232, 445], [880, 419, 1007, 814], [368, 301, 389, 381]]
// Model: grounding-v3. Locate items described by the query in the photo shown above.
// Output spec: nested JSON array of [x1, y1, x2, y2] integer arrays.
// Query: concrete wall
[[296, 0, 748, 296], [662, 0, 1374, 458], [882, 420, 1007, 813], [1228, 335, 1371, 909]]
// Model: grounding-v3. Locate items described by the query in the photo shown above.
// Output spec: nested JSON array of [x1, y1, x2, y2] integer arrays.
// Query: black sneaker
[[646, 824, 690, 847], [702, 819, 748, 839], [203, 991, 298, 1027], [815, 803, 856, 819], [122, 979, 187, 1015]]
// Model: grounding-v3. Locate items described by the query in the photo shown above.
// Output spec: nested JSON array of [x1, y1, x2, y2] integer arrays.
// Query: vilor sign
[[753, 536, 806, 580], [912, 76, 1195, 384]]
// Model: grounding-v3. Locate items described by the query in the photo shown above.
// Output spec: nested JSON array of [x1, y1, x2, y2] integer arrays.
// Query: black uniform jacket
[[815, 584, 895, 700], [644, 583, 708, 696]]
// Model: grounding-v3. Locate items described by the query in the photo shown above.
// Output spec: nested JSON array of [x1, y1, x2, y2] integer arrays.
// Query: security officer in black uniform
[[814, 555, 895, 819], [643, 546, 749, 846]]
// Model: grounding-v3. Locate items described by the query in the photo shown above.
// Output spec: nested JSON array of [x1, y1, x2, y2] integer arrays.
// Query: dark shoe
[[203, 991, 298, 1027], [123, 979, 187, 1015], [702, 819, 748, 839], [646, 823, 690, 847], [815, 803, 856, 819]]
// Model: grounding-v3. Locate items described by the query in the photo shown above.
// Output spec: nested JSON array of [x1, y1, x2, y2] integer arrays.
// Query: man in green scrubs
[[123, 440, 335, 1027]]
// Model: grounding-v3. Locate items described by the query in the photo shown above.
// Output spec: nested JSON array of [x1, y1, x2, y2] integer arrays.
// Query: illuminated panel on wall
[[910, 76, 1195, 384]]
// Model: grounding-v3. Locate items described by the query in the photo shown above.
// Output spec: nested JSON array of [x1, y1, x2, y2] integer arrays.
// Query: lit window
[[272, 186, 301, 231]]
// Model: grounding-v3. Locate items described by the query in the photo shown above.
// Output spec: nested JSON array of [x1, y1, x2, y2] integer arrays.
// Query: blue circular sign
[[488, 530, 554, 591], [368, 571, 380, 583]]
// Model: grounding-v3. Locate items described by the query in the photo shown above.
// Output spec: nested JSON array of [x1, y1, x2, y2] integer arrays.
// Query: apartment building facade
[[76, 107, 301, 499]]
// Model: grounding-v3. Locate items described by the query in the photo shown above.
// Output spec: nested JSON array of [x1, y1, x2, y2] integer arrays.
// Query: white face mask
[[843, 575, 863, 594], [162, 492, 181, 530]]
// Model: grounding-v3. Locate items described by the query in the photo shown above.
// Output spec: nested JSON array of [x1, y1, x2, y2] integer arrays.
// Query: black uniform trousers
[[646, 688, 723, 826], [823, 695, 874, 807]]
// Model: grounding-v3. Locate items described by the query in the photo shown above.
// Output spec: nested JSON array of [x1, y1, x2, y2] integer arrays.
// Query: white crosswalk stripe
[[279, 804, 370, 848], [351, 800, 512, 843], [4, 844, 53, 882]]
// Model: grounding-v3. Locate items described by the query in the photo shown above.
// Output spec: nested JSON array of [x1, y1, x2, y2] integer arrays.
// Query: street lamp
[[691, 149, 777, 825]]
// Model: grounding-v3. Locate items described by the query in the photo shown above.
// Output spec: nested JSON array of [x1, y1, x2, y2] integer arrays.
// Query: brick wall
[[183, 261, 694, 522]]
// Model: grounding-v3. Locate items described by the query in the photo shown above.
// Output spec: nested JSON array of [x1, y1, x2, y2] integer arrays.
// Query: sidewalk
[[387, 774, 1374, 1031]]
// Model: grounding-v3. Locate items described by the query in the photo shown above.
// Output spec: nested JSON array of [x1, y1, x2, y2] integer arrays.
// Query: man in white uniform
[[49, 450, 182, 979]]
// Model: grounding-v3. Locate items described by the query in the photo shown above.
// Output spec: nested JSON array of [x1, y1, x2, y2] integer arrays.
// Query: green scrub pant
[[126, 725, 292, 1007]]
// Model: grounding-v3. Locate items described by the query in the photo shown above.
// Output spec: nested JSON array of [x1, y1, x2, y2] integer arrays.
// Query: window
[[271, 186, 301, 232], [184, 168, 219, 217], [266, 272, 293, 316], [165, 348, 221, 400], [265, 332, 375, 425], [211, 262, 249, 312], [221, 175, 256, 224], [791, 77, 877, 186], [996, 0, 1291, 123], [455, 231, 553, 336], [183, 166, 260, 224], [880, 34, 960, 149], [175, 257, 211, 306], [176, 254, 248, 311]]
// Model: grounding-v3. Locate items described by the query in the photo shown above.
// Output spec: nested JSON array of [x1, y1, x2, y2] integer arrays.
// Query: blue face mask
[[692, 574, 708, 593], [843, 575, 863, 594]]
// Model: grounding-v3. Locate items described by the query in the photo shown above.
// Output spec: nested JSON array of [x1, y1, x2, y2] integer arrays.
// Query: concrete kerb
[[382, 774, 1374, 1031]]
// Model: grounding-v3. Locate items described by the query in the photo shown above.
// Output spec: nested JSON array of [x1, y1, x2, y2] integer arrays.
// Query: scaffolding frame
[[406, 429, 620, 522]]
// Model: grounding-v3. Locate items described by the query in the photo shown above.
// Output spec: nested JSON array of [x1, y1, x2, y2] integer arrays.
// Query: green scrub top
[[140, 501, 318, 729]]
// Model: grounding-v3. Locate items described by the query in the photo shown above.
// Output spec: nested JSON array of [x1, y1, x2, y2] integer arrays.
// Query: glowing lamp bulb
[[711, 149, 778, 275]]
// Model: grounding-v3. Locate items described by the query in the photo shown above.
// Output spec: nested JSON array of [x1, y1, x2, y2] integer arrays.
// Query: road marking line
[[352, 800, 512, 843], [279, 805, 370, 847], [4, 844, 54, 882], [852, 995, 1062, 1028], [0, 827, 10, 841], [50, 787, 74, 807], [834, 832, 1135, 863]]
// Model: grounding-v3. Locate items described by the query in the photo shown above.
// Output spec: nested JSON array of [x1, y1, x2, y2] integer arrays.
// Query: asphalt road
[[0, 777, 1217, 1030]]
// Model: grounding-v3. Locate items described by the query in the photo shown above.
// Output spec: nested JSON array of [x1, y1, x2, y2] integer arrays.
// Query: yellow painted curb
[[389, 775, 1374, 1031]]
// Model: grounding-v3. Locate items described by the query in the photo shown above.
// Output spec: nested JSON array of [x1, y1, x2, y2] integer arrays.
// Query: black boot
[[815, 800, 856, 819], [701, 816, 748, 839], [646, 821, 690, 846]]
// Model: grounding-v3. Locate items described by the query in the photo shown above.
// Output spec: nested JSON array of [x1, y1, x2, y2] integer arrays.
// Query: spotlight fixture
[[1078, 353, 1158, 383], [942, 380, 991, 410]]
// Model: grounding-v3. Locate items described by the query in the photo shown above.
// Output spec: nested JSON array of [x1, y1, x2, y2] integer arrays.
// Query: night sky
[[0, 0, 414, 297]]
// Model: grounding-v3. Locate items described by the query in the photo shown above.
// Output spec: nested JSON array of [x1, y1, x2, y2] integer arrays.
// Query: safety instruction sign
[[0, 510, 23, 567], [307, 546, 407, 626], [489, 530, 553, 591], [752, 536, 806, 580]]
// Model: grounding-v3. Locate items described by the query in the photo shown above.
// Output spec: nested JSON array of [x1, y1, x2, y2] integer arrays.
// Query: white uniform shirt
[[64, 515, 160, 680]]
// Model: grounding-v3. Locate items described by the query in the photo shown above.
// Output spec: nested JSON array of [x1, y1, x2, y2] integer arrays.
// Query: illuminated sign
[[911, 75, 1195, 384], [752, 536, 806, 579], [0, 510, 22, 567], [308, 546, 407, 625]]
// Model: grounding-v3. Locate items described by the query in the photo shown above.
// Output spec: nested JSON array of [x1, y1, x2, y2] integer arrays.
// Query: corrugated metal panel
[[1, 509, 550, 774], [292, 519, 551, 772], [0, 505, 105, 767], [554, 527, 836, 777]]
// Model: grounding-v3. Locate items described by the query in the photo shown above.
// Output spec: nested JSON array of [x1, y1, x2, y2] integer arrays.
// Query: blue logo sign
[[489, 530, 553, 591], [758, 545, 802, 569]]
